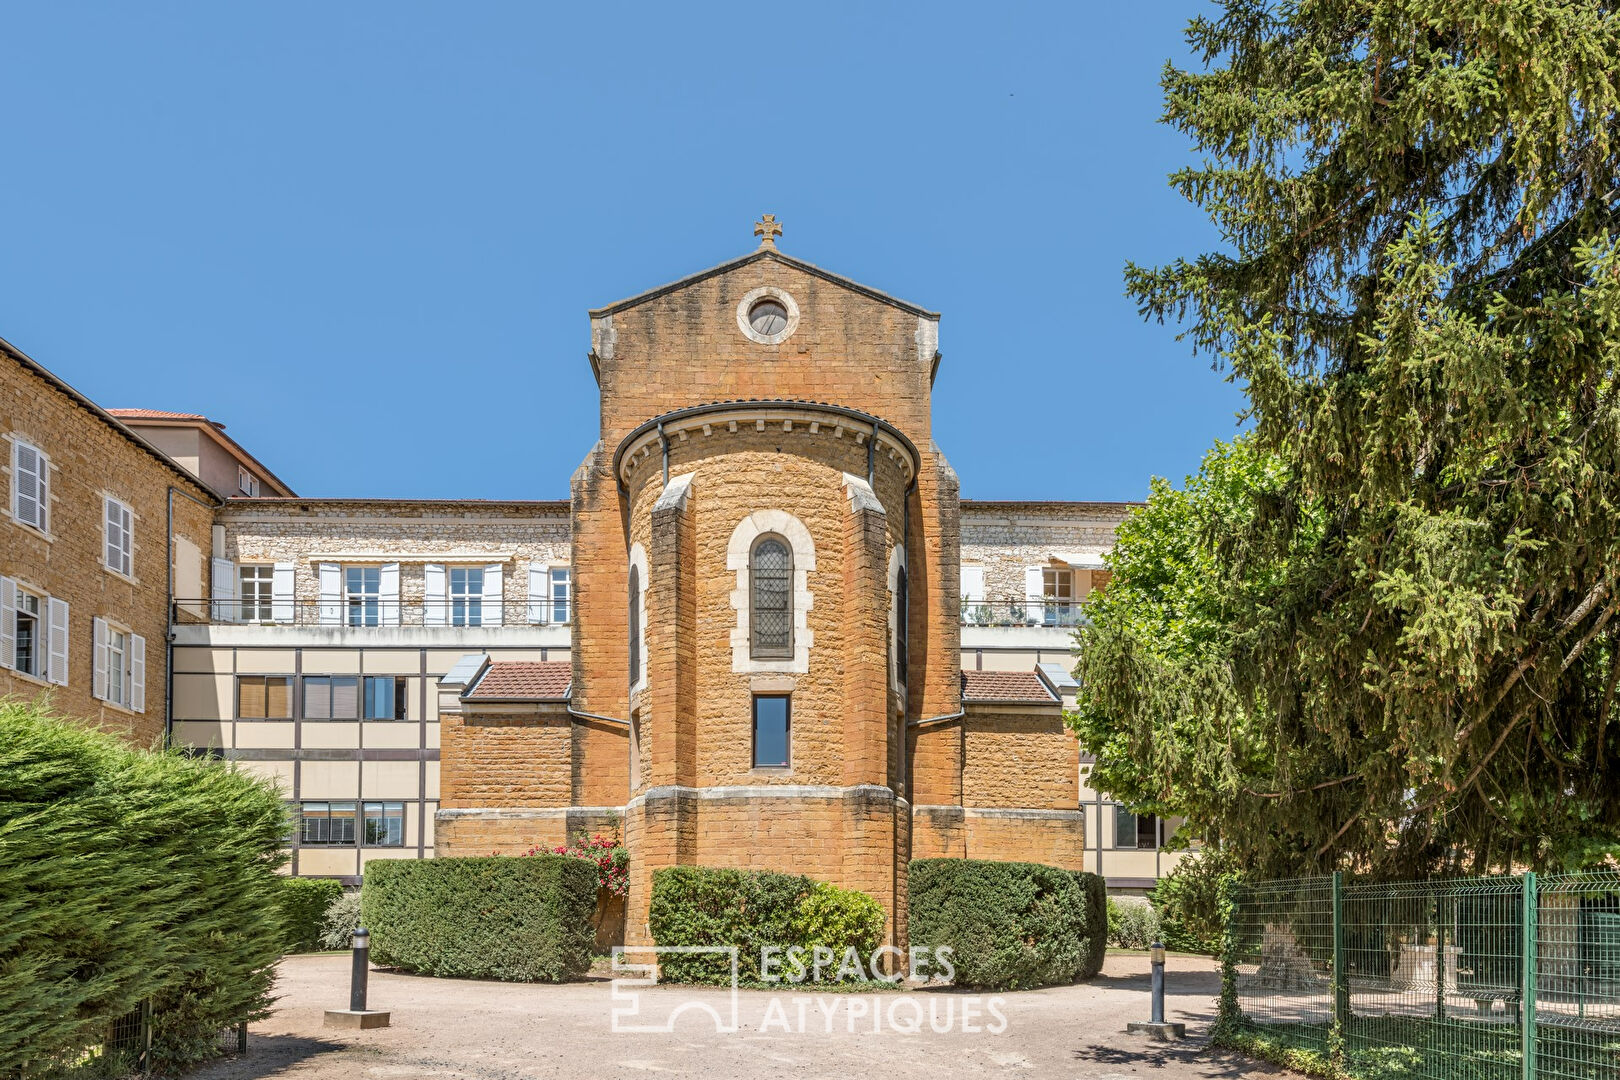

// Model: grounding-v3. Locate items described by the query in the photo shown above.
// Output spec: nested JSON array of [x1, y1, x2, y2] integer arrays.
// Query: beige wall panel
[[301, 760, 360, 798], [172, 673, 232, 720], [236, 649, 298, 675], [405, 802, 421, 846], [360, 849, 418, 868], [235, 722, 295, 749], [423, 802, 437, 845], [978, 650, 1043, 671], [361, 722, 420, 749], [243, 759, 295, 794], [302, 649, 361, 674], [427, 649, 484, 674], [172, 647, 230, 674], [172, 721, 230, 751], [484, 649, 556, 662], [361, 650, 421, 675], [302, 722, 361, 748], [424, 762, 440, 799], [361, 760, 420, 799], [1101, 850, 1163, 879], [424, 687, 441, 723], [425, 720, 441, 748], [298, 848, 357, 877]]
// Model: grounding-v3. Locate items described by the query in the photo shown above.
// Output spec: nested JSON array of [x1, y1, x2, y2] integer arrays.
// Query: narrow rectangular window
[[1043, 567, 1076, 627], [363, 675, 407, 720], [237, 467, 258, 496], [345, 567, 380, 627], [449, 567, 484, 627], [752, 694, 790, 768], [362, 801, 405, 846], [550, 568, 570, 623], [11, 440, 47, 531], [303, 675, 359, 720], [300, 802, 356, 845], [13, 587, 41, 677], [238, 565, 274, 622], [106, 628, 128, 707], [238, 675, 292, 719], [104, 497, 133, 576]]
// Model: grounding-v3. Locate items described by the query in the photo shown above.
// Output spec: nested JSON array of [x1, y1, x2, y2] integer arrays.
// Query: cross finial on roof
[[754, 213, 782, 248]]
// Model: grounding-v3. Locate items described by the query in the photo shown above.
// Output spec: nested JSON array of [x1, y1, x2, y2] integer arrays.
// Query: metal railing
[[1222, 870, 1620, 1079], [959, 599, 1086, 628], [172, 598, 571, 628]]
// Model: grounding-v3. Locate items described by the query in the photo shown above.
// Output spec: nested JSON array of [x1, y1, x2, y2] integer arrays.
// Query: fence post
[[1332, 871, 1348, 1030], [1521, 872, 1537, 1080], [1435, 892, 1447, 1021]]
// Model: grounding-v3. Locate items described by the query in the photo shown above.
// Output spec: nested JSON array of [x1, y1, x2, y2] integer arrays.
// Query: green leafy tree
[[1084, 0, 1620, 876]]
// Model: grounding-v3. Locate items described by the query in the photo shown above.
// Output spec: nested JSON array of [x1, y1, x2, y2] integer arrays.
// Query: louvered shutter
[[527, 563, 547, 623], [423, 564, 446, 626], [271, 562, 295, 623], [1024, 566, 1045, 626], [211, 557, 236, 622], [961, 565, 986, 602], [92, 617, 108, 701], [482, 564, 503, 627], [379, 563, 400, 626], [12, 442, 45, 529], [0, 577, 14, 670], [46, 598, 68, 685], [317, 563, 342, 625], [129, 634, 145, 713]]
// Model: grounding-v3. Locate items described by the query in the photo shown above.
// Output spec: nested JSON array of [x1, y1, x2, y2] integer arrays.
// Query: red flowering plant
[[526, 832, 628, 897]]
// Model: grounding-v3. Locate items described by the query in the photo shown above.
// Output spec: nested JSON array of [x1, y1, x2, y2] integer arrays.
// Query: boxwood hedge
[[908, 858, 1106, 990], [362, 855, 597, 981]]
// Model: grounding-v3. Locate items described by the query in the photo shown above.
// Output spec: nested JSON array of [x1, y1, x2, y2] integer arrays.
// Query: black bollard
[[350, 928, 370, 1012], [1150, 941, 1166, 1023], [1127, 939, 1185, 1040]]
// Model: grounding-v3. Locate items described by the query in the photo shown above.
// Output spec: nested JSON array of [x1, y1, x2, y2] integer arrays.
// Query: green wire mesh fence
[[1222, 871, 1620, 1079]]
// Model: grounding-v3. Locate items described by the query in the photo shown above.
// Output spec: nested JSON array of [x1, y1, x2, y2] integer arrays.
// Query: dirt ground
[[191, 951, 1300, 1080]]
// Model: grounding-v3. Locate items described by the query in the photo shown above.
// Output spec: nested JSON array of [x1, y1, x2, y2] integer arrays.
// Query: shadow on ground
[[191, 1033, 348, 1079], [1073, 1042, 1284, 1078]]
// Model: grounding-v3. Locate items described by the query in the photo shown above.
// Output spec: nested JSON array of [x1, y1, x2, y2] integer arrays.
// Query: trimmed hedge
[[908, 858, 1105, 990], [362, 856, 597, 981], [280, 877, 344, 953], [1073, 869, 1109, 979], [648, 867, 886, 985], [0, 698, 289, 1075]]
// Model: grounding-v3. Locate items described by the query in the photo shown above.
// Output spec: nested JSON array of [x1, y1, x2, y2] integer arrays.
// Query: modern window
[[449, 567, 484, 627], [92, 618, 143, 711], [12, 586, 42, 678], [627, 564, 641, 690], [1114, 805, 1161, 850], [345, 567, 380, 627], [237, 675, 293, 719], [363, 675, 408, 720], [300, 802, 356, 845], [1042, 567, 1077, 627], [752, 694, 790, 768], [894, 566, 909, 688], [104, 497, 133, 577], [550, 567, 570, 623], [303, 675, 360, 720], [10, 439, 48, 532], [237, 467, 258, 497], [239, 565, 275, 622], [363, 802, 405, 846], [749, 535, 793, 659]]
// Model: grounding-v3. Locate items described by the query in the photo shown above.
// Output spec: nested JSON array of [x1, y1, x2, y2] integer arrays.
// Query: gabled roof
[[464, 660, 573, 702], [961, 669, 1060, 705], [107, 408, 298, 497], [589, 247, 939, 320]]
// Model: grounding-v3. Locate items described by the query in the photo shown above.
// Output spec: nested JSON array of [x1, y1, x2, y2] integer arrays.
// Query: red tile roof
[[961, 669, 1058, 704], [107, 407, 213, 422], [465, 661, 572, 701]]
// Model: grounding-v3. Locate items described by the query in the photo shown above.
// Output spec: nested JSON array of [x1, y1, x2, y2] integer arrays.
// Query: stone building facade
[[3, 225, 1190, 912]]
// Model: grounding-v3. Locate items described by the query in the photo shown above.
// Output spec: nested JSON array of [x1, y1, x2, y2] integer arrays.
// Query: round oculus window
[[748, 299, 789, 337]]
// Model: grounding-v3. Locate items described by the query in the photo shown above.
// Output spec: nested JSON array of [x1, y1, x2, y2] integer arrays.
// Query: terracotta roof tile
[[465, 661, 572, 701], [107, 407, 212, 421], [961, 669, 1058, 704]]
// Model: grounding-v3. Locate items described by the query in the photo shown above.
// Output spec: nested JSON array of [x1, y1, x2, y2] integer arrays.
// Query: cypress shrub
[[362, 856, 596, 981], [0, 699, 289, 1076], [647, 866, 886, 985], [1073, 870, 1109, 978], [908, 858, 1092, 990], [279, 877, 344, 953]]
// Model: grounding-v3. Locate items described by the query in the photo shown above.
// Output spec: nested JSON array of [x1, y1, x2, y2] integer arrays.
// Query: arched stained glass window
[[750, 536, 793, 659]]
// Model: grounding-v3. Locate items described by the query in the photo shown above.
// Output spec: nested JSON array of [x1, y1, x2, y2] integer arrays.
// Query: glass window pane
[[1115, 805, 1139, 849], [304, 677, 330, 720], [331, 677, 359, 719], [266, 677, 291, 718], [239, 677, 266, 719], [753, 696, 789, 767]]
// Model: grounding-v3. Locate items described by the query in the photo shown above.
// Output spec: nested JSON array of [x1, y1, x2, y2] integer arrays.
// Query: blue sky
[[0, 2, 1241, 501]]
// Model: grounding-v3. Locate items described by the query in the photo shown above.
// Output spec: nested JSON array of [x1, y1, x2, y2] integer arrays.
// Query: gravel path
[[191, 952, 1298, 1080]]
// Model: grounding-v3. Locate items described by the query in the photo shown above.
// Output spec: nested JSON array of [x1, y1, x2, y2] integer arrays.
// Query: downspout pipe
[[567, 704, 631, 727]]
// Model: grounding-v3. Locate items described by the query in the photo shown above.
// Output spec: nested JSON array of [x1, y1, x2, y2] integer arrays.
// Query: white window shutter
[[0, 577, 15, 670], [423, 564, 447, 626], [92, 617, 109, 701], [12, 442, 45, 529], [46, 598, 68, 686], [961, 565, 985, 602], [527, 563, 547, 623], [1024, 566, 1045, 626], [271, 562, 295, 623], [379, 563, 400, 626], [317, 563, 342, 625], [482, 564, 504, 627], [211, 557, 236, 622], [129, 633, 146, 713]]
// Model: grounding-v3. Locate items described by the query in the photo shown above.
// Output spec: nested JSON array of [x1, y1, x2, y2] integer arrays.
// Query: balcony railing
[[959, 599, 1086, 628], [173, 598, 571, 628]]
